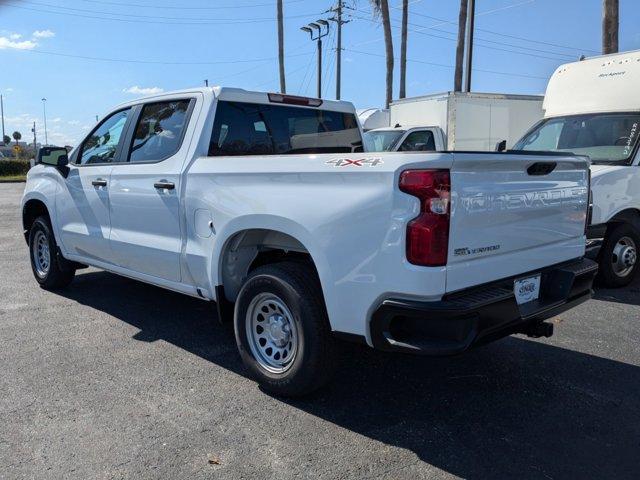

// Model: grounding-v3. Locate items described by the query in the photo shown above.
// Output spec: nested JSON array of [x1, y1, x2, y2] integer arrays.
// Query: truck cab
[[363, 126, 446, 152], [513, 50, 640, 287]]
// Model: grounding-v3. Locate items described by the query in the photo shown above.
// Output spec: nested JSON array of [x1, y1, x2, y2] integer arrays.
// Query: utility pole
[[454, 0, 467, 92], [301, 20, 330, 98], [32, 121, 37, 150], [329, 2, 349, 100], [0, 94, 5, 144], [602, 0, 619, 54], [41, 98, 48, 146], [277, 0, 286, 93], [463, 0, 476, 93]]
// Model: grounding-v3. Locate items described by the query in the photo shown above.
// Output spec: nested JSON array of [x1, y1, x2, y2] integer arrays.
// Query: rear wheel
[[233, 261, 338, 397], [598, 223, 639, 288], [28, 216, 75, 290]]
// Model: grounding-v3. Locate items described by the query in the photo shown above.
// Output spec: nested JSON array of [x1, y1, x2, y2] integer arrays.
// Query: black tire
[[597, 223, 640, 288], [233, 261, 338, 397], [28, 216, 75, 290]]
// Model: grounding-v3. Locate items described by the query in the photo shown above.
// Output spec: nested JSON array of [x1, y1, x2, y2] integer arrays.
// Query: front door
[[109, 98, 195, 283], [56, 108, 132, 264]]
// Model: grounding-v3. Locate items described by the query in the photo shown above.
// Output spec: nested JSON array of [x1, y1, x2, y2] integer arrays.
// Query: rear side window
[[129, 100, 191, 163], [399, 130, 436, 151], [209, 101, 362, 156]]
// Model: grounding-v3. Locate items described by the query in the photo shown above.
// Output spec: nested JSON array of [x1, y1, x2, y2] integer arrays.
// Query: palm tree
[[12, 131, 21, 146], [2, 135, 10, 146], [277, 0, 286, 93], [399, 0, 408, 99], [602, 0, 619, 54], [454, 0, 468, 91], [370, 0, 394, 108]]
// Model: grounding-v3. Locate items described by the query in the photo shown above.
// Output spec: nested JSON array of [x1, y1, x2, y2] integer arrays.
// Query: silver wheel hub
[[245, 293, 298, 374], [32, 230, 51, 278], [612, 236, 637, 278]]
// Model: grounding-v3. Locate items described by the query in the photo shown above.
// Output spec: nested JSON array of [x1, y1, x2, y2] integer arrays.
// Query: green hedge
[[0, 159, 30, 176]]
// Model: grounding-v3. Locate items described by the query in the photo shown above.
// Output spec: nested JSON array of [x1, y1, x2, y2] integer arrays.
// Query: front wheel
[[28, 216, 75, 290], [233, 261, 339, 397], [598, 223, 639, 288]]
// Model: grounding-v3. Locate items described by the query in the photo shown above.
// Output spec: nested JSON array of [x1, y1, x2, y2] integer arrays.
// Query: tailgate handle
[[527, 162, 557, 176]]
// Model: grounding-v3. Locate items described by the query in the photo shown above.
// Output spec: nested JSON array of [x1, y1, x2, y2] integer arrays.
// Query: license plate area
[[514, 274, 541, 305]]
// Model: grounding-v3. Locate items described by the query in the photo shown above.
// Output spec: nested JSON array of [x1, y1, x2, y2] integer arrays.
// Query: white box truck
[[379, 91, 543, 151], [513, 49, 640, 287]]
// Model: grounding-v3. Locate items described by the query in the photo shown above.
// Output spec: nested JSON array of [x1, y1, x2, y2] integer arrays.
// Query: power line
[[3, 1, 323, 25], [76, 0, 306, 10], [16, 48, 315, 66], [354, 0, 596, 57], [345, 48, 548, 80], [350, 13, 576, 62], [405, 9, 599, 55]]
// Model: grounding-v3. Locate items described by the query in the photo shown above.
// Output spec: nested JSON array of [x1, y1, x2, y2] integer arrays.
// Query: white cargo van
[[514, 50, 640, 287], [383, 91, 543, 151]]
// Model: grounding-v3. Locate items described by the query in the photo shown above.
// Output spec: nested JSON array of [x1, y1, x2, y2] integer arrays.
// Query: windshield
[[363, 130, 405, 152], [513, 112, 640, 163]]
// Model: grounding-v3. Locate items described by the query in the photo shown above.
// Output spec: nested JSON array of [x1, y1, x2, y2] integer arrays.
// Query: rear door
[[446, 152, 589, 292], [109, 97, 196, 282]]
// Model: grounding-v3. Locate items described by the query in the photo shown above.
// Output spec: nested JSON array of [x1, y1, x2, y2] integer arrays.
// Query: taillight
[[399, 169, 451, 266]]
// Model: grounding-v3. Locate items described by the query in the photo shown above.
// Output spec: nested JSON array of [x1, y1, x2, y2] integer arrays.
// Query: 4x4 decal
[[326, 157, 383, 167]]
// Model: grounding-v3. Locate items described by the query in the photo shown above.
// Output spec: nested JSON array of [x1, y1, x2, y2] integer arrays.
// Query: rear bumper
[[370, 257, 598, 356]]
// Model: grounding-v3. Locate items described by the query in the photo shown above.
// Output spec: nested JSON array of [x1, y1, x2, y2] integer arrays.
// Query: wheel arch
[[22, 197, 51, 243], [216, 226, 324, 304], [605, 208, 640, 232]]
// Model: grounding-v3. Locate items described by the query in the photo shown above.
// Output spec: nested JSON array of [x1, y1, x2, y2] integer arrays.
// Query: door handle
[[154, 181, 175, 190], [92, 179, 107, 187]]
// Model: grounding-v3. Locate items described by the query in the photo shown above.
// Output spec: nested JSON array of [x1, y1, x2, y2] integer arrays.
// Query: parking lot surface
[[1, 182, 639, 479]]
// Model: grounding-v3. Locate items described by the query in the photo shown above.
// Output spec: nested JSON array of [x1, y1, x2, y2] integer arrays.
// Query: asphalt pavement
[[1, 182, 639, 479]]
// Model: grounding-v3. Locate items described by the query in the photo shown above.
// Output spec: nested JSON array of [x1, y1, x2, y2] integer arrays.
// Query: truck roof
[[544, 49, 640, 118], [112, 86, 357, 114]]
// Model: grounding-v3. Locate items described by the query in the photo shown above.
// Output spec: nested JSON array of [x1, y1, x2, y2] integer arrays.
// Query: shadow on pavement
[[592, 274, 640, 307], [57, 270, 640, 479]]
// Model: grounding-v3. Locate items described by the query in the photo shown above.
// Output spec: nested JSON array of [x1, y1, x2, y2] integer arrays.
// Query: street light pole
[[1, 94, 5, 144], [41, 98, 48, 146], [301, 20, 330, 99]]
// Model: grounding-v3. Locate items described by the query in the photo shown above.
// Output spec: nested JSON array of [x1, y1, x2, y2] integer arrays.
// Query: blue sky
[[1, 0, 639, 146]]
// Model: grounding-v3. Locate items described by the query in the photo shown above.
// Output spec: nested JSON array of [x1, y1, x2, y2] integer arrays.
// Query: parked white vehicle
[[363, 125, 446, 152], [22, 87, 596, 395], [388, 91, 544, 151], [514, 50, 640, 287]]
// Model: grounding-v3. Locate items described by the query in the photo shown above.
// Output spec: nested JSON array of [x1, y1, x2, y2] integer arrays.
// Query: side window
[[209, 102, 275, 156], [79, 109, 130, 165], [399, 130, 436, 151], [209, 101, 362, 156], [129, 100, 191, 163]]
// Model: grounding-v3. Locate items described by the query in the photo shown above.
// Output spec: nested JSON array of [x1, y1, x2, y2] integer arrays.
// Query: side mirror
[[37, 147, 69, 167], [495, 140, 507, 152]]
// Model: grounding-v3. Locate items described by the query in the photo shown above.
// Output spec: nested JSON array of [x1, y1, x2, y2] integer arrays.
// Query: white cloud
[[9, 33, 21, 40], [123, 86, 164, 95], [0, 36, 37, 50], [68, 120, 80, 126], [32, 30, 55, 39], [51, 117, 62, 123]]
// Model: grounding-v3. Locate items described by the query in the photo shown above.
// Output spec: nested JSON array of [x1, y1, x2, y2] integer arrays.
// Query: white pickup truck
[[514, 50, 640, 287], [22, 87, 597, 396]]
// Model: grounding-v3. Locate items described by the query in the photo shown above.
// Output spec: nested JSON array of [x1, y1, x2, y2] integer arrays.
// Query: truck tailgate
[[446, 153, 589, 293]]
